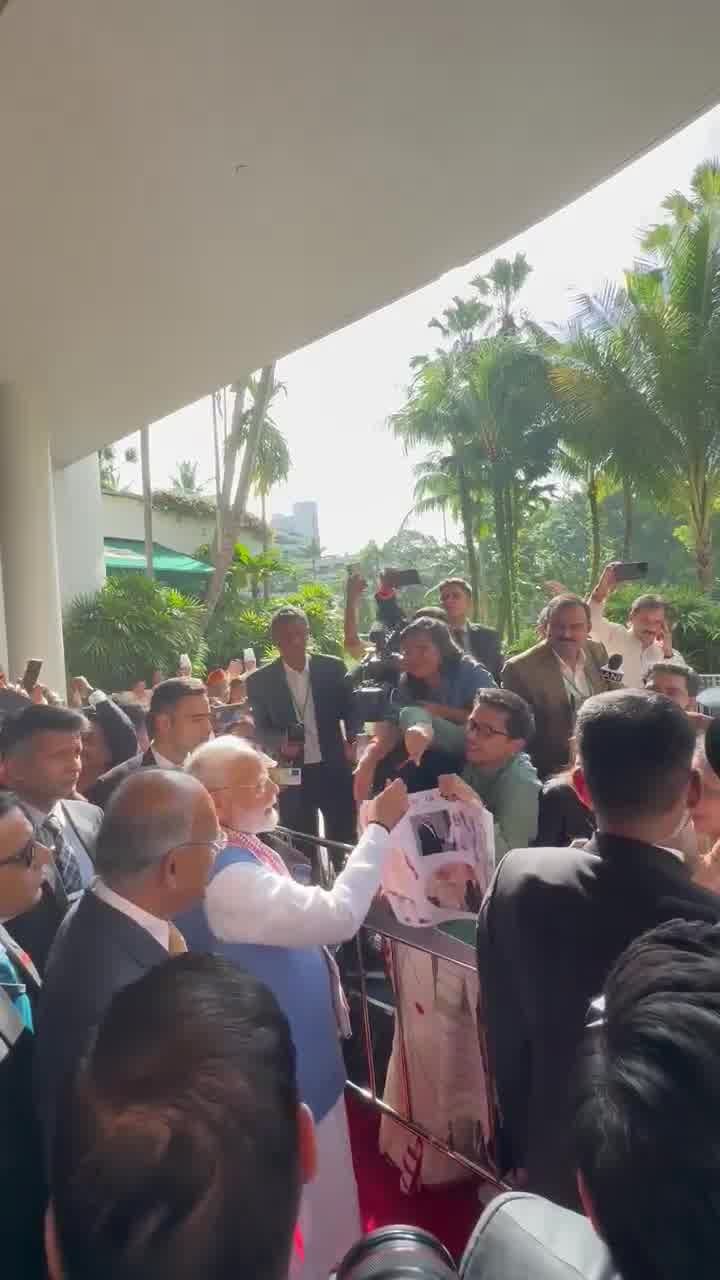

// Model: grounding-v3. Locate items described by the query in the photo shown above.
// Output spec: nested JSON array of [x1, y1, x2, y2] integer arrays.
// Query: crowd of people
[[1, 559, 720, 1279]]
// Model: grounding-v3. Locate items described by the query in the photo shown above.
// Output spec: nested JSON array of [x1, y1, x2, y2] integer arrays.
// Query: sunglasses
[[0, 837, 40, 870]]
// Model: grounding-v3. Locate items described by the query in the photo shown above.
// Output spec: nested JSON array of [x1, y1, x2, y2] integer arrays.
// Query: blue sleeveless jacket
[[176, 843, 346, 1123]]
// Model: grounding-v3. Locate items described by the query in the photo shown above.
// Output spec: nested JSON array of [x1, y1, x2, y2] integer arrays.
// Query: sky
[[114, 104, 720, 554]]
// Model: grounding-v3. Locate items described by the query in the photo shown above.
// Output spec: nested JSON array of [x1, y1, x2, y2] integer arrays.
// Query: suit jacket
[[460, 1193, 616, 1280], [465, 623, 504, 683], [477, 833, 720, 1208], [7, 797, 103, 974], [86, 746, 157, 809], [247, 655, 360, 769], [0, 924, 45, 1277], [34, 889, 168, 1148], [501, 640, 608, 780]]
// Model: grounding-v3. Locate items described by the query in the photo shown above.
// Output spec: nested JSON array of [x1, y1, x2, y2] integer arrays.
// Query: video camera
[[348, 568, 421, 721], [334, 1224, 458, 1280]]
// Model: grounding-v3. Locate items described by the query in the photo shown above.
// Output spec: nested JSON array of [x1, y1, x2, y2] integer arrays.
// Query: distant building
[[271, 501, 320, 548]]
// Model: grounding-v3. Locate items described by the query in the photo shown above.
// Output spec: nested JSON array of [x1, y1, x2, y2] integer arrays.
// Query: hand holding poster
[[376, 786, 495, 927]]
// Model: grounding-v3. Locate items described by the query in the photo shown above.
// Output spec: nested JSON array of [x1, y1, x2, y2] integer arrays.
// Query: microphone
[[602, 654, 624, 686]]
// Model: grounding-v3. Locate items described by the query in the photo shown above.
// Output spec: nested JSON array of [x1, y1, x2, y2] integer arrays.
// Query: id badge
[[271, 766, 303, 787]]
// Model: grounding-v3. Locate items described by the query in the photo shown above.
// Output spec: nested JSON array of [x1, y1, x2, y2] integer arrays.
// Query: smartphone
[[22, 659, 43, 694], [613, 562, 649, 583], [383, 568, 421, 589], [271, 766, 302, 787]]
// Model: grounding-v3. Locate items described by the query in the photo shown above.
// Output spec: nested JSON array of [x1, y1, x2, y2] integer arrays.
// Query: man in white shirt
[[88, 677, 213, 808], [247, 606, 360, 867], [589, 563, 684, 689], [34, 768, 222, 1148], [182, 736, 408, 1280]]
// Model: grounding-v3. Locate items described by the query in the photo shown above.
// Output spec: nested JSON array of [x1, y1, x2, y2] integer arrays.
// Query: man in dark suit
[[247, 606, 360, 864], [34, 768, 221, 1149], [501, 594, 608, 780], [0, 790, 50, 1277], [0, 705, 103, 971], [87, 677, 212, 808], [438, 578, 503, 681], [477, 690, 720, 1210]]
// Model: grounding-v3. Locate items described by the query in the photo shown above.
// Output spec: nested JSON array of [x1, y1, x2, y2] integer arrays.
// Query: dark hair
[[643, 661, 700, 698], [545, 593, 591, 625], [51, 953, 301, 1280], [630, 592, 668, 616], [87, 701, 138, 769], [412, 606, 449, 623], [438, 577, 472, 599], [575, 690, 695, 820], [473, 688, 535, 742], [575, 920, 720, 1280], [117, 701, 148, 733], [0, 705, 88, 757], [399, 617, 464, 701], [0, 789, 22, 822], [149, 677, 207, 717], [270, 606, 308, 638], [400, 617, 463, 663]]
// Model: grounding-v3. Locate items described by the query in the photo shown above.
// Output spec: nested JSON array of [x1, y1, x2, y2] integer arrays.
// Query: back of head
[[575, 919, 720, 1280], [575, 690, 695, 823], [50, 953, 301, 1280], [94, 769, 202, 883]]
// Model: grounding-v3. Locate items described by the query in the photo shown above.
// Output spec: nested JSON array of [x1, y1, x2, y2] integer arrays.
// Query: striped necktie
[[40, 813, 83, 896]]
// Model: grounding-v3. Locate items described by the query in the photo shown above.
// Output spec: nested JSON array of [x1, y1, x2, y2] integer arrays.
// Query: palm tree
[[206, 363, 277, 615], [390, 353, 485, 618], [305, 537, 324, 578], [551, 169, 720, 590], [140, 426, 153, 580], [411, 451, 491, 617], [471, 252, 533, 336], [171, 459, 201, 495]]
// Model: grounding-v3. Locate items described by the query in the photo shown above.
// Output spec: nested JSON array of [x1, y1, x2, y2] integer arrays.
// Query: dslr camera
[[348, 568, 421, 721]]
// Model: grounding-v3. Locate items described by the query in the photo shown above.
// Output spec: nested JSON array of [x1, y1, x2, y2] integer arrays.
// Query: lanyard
[[287, 671, 312, 724]]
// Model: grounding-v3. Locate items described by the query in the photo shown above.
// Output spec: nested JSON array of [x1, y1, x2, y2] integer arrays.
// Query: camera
[[334, 1225, 457, 1280]]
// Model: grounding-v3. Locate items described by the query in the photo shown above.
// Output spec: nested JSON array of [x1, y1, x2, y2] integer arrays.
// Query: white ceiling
[[1, 0, 719, 466]]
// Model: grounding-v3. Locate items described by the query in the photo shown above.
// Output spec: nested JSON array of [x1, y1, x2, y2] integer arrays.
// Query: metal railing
[[275, 826, 506, 1189]]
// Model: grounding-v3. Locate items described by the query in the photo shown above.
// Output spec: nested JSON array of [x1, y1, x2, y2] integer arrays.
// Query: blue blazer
[[34, 890, 168, 1149]]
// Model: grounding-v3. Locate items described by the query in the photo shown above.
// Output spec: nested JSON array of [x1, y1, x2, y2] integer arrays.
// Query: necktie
[[0, 945, 33, 1032], [167, 923, 188, 956], [41, 814, 83, 896]]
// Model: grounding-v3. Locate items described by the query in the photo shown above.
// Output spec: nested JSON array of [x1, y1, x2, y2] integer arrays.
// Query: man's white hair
[[186, 736, 262, 791]]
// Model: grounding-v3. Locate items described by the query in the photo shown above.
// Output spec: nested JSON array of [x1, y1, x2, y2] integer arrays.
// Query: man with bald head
[[181, 736, 408, 1280], [34, 768, 222, 1148]]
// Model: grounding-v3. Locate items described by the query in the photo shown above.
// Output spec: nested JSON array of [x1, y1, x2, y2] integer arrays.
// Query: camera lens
[[334, 1225, 457, 1280]]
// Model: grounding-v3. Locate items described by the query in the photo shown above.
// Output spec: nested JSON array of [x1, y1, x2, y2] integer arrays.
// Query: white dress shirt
[[554, 652, 592, 705], [205, 822, 390, 948], [589, 600, 685, 690], [150, 747, 182, 770], [26, 800, 95, 887], [283, 660, 322, 764], [92, 878, 170, 950]]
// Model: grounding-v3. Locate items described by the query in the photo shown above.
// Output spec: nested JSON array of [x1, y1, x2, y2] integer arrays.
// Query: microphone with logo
[[601, 654, 624, 688]]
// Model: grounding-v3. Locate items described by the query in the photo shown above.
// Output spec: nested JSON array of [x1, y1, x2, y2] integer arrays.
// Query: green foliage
[[204, 583, 343, 669], [605, 583, 720, 671], [63, 576, 208, 690]]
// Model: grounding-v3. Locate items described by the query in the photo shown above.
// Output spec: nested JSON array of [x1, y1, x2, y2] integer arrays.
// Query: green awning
[[104, 538, 212, 596]]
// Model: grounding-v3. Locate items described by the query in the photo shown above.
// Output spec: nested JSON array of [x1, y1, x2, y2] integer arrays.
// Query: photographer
[[589, 562, 685, 688]]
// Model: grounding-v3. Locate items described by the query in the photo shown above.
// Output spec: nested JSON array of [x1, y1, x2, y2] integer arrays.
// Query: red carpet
[[346, 1090, 484, 1261]]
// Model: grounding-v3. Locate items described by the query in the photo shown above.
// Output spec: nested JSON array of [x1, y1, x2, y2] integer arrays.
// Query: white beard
[[241, 805, 279, 836]]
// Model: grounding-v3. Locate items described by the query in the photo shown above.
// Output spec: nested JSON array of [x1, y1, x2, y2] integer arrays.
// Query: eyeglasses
[[173, 833, 227, 858], [0, 837, 40, 870], [466, 720, 511, 740]]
